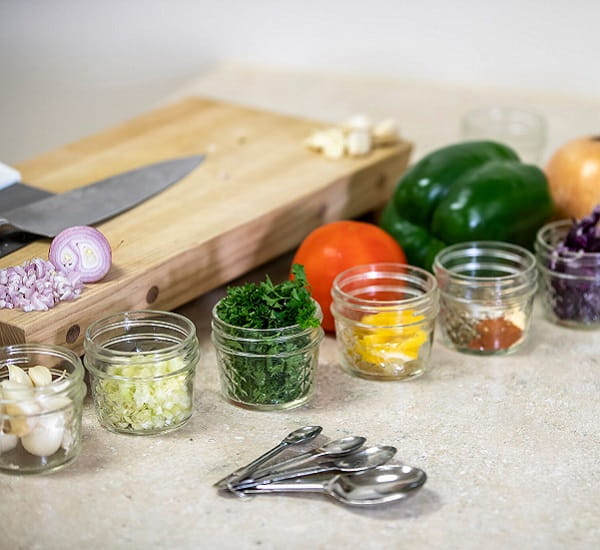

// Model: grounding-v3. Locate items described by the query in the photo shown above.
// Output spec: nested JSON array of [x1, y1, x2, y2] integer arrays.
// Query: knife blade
[[0, 155, 204, 258], [0, 162, 55, 213], [0, 182, 55, 212]]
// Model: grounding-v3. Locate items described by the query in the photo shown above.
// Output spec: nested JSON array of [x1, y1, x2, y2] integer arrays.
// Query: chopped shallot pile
[[0, 258, 83, 312], [0, 225, 111, 312]]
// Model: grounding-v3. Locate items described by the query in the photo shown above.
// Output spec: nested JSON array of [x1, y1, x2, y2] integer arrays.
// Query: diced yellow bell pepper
[[353, 309, 427, 364]]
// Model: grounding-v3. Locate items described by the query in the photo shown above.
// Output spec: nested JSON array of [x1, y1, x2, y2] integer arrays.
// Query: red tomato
[[291, 220, 407, 332]]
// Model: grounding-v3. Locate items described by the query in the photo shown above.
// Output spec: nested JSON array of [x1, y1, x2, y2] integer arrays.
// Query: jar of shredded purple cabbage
[[535, 205, 600, 328]]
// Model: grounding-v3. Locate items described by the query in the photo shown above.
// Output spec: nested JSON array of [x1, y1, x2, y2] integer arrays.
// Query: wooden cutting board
[[0, 97, 412, 352]]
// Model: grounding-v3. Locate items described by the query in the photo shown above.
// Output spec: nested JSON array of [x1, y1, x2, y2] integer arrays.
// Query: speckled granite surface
[[2, 66, 599, 549]]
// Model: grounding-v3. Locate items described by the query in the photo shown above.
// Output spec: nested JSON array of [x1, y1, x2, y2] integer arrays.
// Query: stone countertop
[[2, 65, 600, 550]]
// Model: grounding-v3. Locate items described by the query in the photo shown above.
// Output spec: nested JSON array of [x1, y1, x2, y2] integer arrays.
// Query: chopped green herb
[[214, 264, 322, 406], [216, 264, 320, 329]]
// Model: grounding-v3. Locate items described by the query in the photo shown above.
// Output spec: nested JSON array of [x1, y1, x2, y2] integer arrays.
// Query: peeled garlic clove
[[305, 128, 345, 155], [4, 400, 40, 437], [8, 365, 33, 387], [304, 136, 320, 152], [322, 128, 346, 159], [1, 379, 34, 399], [0, 431, 18, 453], [21, 413, 64, 457], [28, 365, 52, 387], [345, 113, 372, 132], [373, 118, 400, 145], [38, 395, 72, 414], [346, 128, 372, 157], [304, 130, 330, 152]]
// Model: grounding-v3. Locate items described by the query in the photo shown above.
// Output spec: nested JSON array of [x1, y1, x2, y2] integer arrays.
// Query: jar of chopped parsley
[[211, 265, 323, 411], [84, 310, 199, 435]]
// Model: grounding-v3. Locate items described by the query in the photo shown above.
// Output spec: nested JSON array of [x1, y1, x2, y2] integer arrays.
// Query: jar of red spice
[[433, 241, 537, 355]]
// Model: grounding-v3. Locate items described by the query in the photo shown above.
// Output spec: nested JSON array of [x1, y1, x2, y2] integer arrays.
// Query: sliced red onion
[[0, 258, 83, 312], [49, 226, 112, 283]]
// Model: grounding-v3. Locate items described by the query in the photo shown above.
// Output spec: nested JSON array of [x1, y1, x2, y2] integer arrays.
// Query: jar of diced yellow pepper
[[331, 263, 439, 381]]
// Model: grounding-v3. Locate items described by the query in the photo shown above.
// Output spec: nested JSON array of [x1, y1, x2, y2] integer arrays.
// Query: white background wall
[[1, 0, 598, 163]]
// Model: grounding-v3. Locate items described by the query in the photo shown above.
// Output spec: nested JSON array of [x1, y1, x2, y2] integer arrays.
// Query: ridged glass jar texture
[[331, 263, 439, 381], [433, 241, 537, 355], [212, 302, 324, 411], [84, 310, 199, 435], [0, 344, 86, 475], [535, 220, 600, 328]]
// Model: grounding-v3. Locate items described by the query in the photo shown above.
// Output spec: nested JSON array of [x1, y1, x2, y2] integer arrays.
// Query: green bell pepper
[[380, 140, 553, 270]]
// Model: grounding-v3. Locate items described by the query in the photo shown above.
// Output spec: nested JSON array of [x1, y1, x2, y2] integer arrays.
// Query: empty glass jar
[[433, 241, 537, 355], [535, 220, 600, 328], [212, 301, 323, 411], [331, 263, 439, 380], [460, 106, 546, 164], [84, 310, 199, 435], [0, 344, 86, 475]]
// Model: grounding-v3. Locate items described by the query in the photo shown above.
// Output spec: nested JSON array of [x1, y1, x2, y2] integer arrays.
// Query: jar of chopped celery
[[83, 310, 199, 435]]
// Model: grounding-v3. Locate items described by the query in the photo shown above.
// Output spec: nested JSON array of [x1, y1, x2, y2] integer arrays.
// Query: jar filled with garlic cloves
[[0, 344, 86, 475]]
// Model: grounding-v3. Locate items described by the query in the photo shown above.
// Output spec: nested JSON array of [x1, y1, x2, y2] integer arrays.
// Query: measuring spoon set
[[214, 426, 427, 506]]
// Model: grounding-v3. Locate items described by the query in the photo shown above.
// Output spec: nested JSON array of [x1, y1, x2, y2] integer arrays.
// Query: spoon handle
[[232, 463, 335, 490], [249, 449, 319, 480], [213, 441, 288, 489], [242, 479, 328, 494], [214, 425, 322, 490]]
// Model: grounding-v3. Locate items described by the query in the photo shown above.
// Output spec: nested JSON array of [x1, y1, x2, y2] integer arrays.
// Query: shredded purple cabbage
[[547, 205, 600, 324], [560, 205, 600, 253], [0, 258, 83, 312]]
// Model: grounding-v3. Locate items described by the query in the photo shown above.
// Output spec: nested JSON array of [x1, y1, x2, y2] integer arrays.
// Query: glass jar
[[460, 106, 546, 164], [0, 344, 86, 475], [433, 241, 537, 355], [84, 310, 199, 435], [535, 220, 600, 328], [211, 302, 324, 411], [331, 263, 439, 381]]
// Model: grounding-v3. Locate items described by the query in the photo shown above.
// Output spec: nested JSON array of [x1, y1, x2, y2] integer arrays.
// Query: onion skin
[[49, 226, 112, 283], [545, 136, 600, 219]]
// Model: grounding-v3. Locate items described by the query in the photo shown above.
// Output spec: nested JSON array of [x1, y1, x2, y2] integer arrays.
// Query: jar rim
[[211, 299, 323, 336], [331, 262, 438, 309], [83, 309, 199, 369], [84, 309, 196, 351], [462, 106, 546, 127], [536, 219, 600, 258], [433, 241, 537, 283], [0, 343, 85, 402]]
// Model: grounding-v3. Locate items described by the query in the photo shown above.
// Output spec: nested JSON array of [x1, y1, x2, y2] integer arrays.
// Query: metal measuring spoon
[[249, 435, 367, 481], [241, 464, 427, 506], [214, 425, 323, 489], [232, 445, 396, 490]]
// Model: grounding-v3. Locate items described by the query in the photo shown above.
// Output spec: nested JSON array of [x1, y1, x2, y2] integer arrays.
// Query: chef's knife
[[0, 155, 204, 258]]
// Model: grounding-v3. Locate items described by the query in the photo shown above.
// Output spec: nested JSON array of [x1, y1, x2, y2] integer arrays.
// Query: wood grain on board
[[0, 97, 412, 352]]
